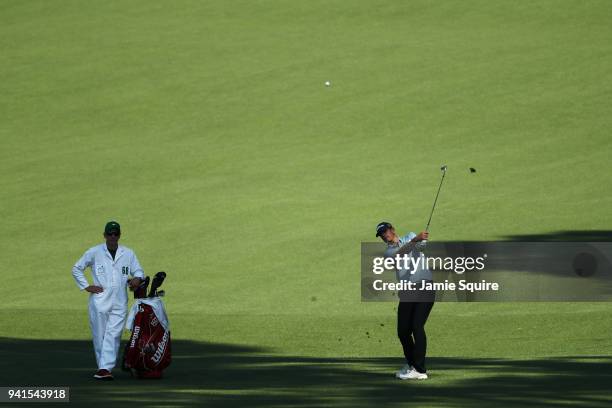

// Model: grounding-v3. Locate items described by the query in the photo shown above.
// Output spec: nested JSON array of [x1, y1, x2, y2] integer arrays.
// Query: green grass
[[1, 0, 612, 406], [3, 338, 612, 407]]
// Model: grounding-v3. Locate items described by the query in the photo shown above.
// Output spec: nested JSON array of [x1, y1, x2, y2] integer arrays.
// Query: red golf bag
[[123, 273, 172, 379], [123, 301, 171, 378]]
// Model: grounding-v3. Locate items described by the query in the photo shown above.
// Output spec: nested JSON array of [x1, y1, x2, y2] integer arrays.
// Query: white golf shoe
[[395, 364, 412, 379], [397, 368, 428, 380]]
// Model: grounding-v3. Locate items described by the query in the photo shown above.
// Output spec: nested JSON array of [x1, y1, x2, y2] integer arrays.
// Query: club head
[[133, 276, 150, 299], [440, 165, 448, 172], [148, 271, 167, 297]]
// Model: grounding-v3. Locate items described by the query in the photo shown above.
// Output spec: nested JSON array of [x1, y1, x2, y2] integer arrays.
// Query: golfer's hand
[[415, 231, 429, 241], [128, 278, 142, 290], [85, 285, 104, 294]]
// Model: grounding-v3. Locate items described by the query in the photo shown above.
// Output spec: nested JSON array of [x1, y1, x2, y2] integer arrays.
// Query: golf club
[[148, 271, 167, 297], [425, 165, 448, 233], [132, 276, 150, 299]]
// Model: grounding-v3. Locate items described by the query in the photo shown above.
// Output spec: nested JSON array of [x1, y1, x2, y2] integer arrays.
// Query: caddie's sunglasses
[[106, 231, 120, 236]]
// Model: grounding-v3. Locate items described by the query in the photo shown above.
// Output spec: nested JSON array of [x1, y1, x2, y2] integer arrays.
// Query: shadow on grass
[[1, 338, 611, 407], [503, 230, 612, 242]]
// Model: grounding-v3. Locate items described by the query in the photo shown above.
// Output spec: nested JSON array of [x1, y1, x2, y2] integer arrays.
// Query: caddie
[[71, 221, 144, 380]]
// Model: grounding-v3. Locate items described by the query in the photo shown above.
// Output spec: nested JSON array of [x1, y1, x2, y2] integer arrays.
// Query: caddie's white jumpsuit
[[72, 244, 144, 370]]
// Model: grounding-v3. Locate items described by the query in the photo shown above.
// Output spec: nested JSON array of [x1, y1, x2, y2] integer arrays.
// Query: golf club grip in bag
[[123, 303, 171, 378]]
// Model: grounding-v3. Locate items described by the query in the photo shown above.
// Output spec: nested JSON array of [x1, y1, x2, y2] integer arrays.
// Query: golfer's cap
[[104, 221, 121, 234], [375, 222, 393, 237]]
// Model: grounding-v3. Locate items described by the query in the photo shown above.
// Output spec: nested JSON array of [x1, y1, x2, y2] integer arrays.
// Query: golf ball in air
[[325, 81, 331, 87]]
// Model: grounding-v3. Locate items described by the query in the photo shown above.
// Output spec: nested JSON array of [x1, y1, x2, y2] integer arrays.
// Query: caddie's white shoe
[[398, 368, 428, 380], [395, 364, 412, 379]]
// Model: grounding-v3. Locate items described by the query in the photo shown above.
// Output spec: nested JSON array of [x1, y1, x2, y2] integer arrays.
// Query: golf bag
[[123, 272, 171, 378]]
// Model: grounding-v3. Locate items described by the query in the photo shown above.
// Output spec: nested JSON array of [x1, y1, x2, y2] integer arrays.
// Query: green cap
[[104, 221, 121, 234]]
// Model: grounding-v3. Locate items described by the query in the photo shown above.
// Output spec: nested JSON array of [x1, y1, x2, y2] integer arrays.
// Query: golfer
[[376, 221, 434, 380], [72, 221, 144, 380]]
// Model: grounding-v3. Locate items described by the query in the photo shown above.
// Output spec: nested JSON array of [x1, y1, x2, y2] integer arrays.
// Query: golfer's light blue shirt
[[384, 232, 433, 283]]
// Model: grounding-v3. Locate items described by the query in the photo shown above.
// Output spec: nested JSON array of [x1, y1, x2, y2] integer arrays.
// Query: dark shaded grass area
[[1, 338, 611, 407], [503, 230, 612, 242]]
